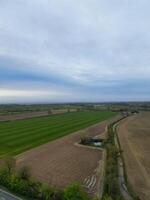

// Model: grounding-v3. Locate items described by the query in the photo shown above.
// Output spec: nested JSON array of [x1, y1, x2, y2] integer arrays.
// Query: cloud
[[0, 0, 150, 103]]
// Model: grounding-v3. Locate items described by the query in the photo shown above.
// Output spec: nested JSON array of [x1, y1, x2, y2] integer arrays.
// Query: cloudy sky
[[0, 0, 150, 103]]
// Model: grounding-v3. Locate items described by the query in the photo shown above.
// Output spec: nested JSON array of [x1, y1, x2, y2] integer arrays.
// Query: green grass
[[0, 111, 116, 157]]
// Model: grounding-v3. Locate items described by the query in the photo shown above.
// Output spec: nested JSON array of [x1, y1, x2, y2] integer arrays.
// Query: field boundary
[[97, 149, 106, 199], [74, 124, 107, 199], [116, 116, 142, 200], [15, 119, 108, 158], [113, 122, 134, 200], [75, 141, 105, 198]]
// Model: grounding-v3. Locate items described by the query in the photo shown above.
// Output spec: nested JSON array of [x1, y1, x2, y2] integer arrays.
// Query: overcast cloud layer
[[0, 0, 150, 103]]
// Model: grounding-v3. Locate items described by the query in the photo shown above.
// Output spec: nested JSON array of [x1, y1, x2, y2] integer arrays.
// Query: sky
[[0, 0, 150, 103]]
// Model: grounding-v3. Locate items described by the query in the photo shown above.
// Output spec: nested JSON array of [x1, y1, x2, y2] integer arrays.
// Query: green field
[[0, 111, 116, 157]]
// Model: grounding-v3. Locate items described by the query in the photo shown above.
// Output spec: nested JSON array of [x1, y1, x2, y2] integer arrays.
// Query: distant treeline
[[1, 102, 150, 115]]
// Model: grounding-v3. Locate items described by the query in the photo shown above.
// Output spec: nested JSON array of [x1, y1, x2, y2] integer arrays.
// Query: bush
[[64, 183, 89, 200], [102, 195, 113, 200], [40, 184, 64, 200], [103, 123, 124, 200], [0, 167, 11, 186], [18, 166, 31, 180], [9, 175, 30, 195], [4, 157, 16, 175], [80, 137, 91, 145], [0, 161, 64, 200]]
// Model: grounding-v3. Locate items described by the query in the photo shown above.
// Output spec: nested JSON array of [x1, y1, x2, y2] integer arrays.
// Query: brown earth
[[0, 109, 77, 122], [16, 115, 120, 196], [51, 108, 77, 114], [117, 112, 150, 200], [0, 111, 49, 122]]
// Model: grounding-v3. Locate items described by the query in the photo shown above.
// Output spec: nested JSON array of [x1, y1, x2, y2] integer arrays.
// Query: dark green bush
[[40, 184, 64, 200], [18, 166, 31, 180], [80, 137, 91, 145], [64, 183, 89, 200], [103, 124, 123, 200], [0, 167, 11, 186]]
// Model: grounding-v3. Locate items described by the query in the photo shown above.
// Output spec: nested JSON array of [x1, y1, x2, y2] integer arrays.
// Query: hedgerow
[[0, 159, 96, 200]]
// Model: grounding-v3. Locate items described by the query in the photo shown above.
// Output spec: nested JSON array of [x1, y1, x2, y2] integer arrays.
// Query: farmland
[[117, 112, 150, 200], [0, 111, 116, 157], [16, 122, 107, 196], [0, 111, 49, 122]]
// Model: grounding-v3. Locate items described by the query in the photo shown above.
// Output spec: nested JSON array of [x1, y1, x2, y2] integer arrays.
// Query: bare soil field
[[51, 108, 77, 114], [0, 109, 77, 122], [16, 121, 108, 196], [0, 111, 49, 122], [117, 112, 150, 200]]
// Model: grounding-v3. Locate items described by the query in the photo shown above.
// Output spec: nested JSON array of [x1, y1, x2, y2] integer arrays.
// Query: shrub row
[[0, 159, 116, 200], [0, 158, 98, 200], [102, 124, 124, 200], [103, 118, 141, 200]]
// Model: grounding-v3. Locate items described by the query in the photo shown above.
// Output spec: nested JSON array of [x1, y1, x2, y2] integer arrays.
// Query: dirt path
[[117, 113, 150, 200], [16, 122, 107, 196]]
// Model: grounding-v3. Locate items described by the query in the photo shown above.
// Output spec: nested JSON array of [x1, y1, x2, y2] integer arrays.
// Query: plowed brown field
[[0, 110, 76, 122], [0, 111, 49, 121], [117, 112, 150, 200], [16, 122, 107, 196]]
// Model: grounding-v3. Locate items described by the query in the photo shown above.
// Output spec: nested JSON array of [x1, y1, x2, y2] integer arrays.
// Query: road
[[0, 189, 22, 200]]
